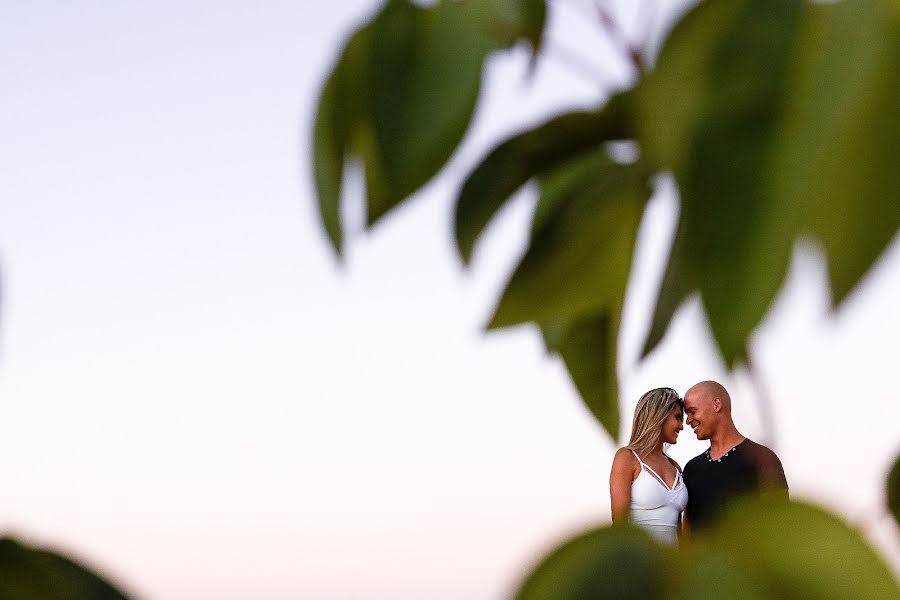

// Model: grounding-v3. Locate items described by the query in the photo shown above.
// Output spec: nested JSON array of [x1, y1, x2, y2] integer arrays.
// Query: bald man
[[682, 381, 788, 531]]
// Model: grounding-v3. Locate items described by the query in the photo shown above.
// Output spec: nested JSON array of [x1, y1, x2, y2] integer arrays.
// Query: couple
[[609, 381, 788, 544]]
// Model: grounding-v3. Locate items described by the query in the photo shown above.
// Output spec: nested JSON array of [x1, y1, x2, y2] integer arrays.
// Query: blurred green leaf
[[635, 0, 744, 172], [639, 222, 699, 360], [638, 0, 805, 365], [489, 152, 648, 327], [767, 0, 900, 306], [489, 0, 546, 54], [311, 65, 343, 254], [487, 151, 648, 438], [640, 0, 900, 363], [313, 0, 900, 459], [369, 0, 490, 221], [678, 499, 900, 599], [455, 93, 633, 263], [889, 453, 900, 526], [312, 25, 371, 255], [673, 547, 767, 600], [515, 523, 666, 600], [541, 313, 619, 439], [313, 0, 550, 256], [0, 537, 129, 600]]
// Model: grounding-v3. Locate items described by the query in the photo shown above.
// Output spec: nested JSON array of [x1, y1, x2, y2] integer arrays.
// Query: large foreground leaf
[[515, 523, 666, 600], [455, 93, 633, 263], [313, 0, 548, 256], [489, 153, 648, 327], [0, 537, 130, 599], [638, 0, 806, 365], [639, 221, 700, 363], [541, 313, 620, 438], [490, 0, 546, 54], [767, 0, 900, 306], [312, 25, 372, 254], [515, 501, 898, 600], [488, 151, 650, 437], [676, 500, 900, 599], [640, 0, 900, 364], [369, 0, 491, 220]]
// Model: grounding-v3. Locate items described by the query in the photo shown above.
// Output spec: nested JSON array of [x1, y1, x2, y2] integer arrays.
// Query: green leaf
[[0, 537, 130, 599], [889, 452, 900, 527], [455, 93, 633, 263], [368, 0, 549, 219], [488, 152, 648, 327], [767, 0, 900, 306], [312, 25, 373, 255], [678, 500, 900, 600], [639, 222, 698, 359], [635, 0, 745, 172], [486, 151, 648, 438], [541, 313, 620, 439], [311, 67, 343, 254], [637, 0, 806, 365], [673, 548, 768, 600], [489, 0, 546, 55], [640, 0, 900, 362], [313, 0, 549, 255], [515, 523, 667, 600], [368, 0, 492, 223]]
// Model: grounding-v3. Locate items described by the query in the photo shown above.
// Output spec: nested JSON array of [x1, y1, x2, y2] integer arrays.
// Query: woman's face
[[661, 404, 684, 444]]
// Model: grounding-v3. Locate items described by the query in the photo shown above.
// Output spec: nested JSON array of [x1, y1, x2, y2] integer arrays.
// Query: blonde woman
[[609, 387, 687, 545]]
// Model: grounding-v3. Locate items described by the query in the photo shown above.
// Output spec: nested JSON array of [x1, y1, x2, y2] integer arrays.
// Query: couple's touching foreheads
[[610, 381, 788, 544]]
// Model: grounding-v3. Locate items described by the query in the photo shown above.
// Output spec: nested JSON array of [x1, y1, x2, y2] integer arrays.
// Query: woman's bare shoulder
[[613, 447, 637, 461], [612, 447, 640, 471]]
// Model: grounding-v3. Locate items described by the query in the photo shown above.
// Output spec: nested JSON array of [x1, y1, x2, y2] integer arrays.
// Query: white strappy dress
[[629, 450, 688, 545]]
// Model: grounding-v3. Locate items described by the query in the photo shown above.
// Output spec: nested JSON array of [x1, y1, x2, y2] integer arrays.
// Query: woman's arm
[[609, 448, 637, 522], [666, 455, 687, 538]]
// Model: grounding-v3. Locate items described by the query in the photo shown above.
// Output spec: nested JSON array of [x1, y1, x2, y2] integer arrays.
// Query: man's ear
[[713, 397, 722, 412]]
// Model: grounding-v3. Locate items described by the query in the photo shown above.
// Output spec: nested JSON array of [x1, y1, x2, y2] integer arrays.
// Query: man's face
[[684, 391, 714, 440]]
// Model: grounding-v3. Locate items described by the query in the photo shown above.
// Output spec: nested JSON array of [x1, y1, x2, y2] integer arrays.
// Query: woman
[[609, 387, 687, 545]]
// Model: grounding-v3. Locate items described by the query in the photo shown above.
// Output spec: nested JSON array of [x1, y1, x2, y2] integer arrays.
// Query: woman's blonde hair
[[626, 387, 682, 457]]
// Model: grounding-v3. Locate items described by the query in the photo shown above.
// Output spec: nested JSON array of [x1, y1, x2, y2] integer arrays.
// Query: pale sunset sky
[[1, 1, 897, 598]]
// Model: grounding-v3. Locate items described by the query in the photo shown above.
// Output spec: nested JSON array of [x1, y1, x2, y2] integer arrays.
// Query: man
[[682, 380, 788, 531]]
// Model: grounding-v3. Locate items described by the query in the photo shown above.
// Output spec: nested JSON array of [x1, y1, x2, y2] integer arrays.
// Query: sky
[[1, 1, 898, 599]]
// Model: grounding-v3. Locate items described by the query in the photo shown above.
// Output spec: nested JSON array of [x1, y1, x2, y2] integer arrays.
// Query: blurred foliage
[[889, 453, 900, 527], [0, 537, 129, 600], [313, 0, 900, 442], [313, 0, 900, 595], [515, 499, 898, 600], [516, 522, 667, 599]]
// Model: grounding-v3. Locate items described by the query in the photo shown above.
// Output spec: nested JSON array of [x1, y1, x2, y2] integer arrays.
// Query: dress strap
[[631, 450, 675, 490], [629, 449, 645, 466]]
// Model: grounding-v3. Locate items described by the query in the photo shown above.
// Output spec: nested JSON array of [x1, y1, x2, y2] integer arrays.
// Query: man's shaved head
[[686, 380, 732, 412], [683, 380, 735, 440]]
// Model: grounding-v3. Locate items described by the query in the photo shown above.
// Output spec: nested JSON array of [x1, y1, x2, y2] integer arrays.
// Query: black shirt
[[683, 439, 788, 531]]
